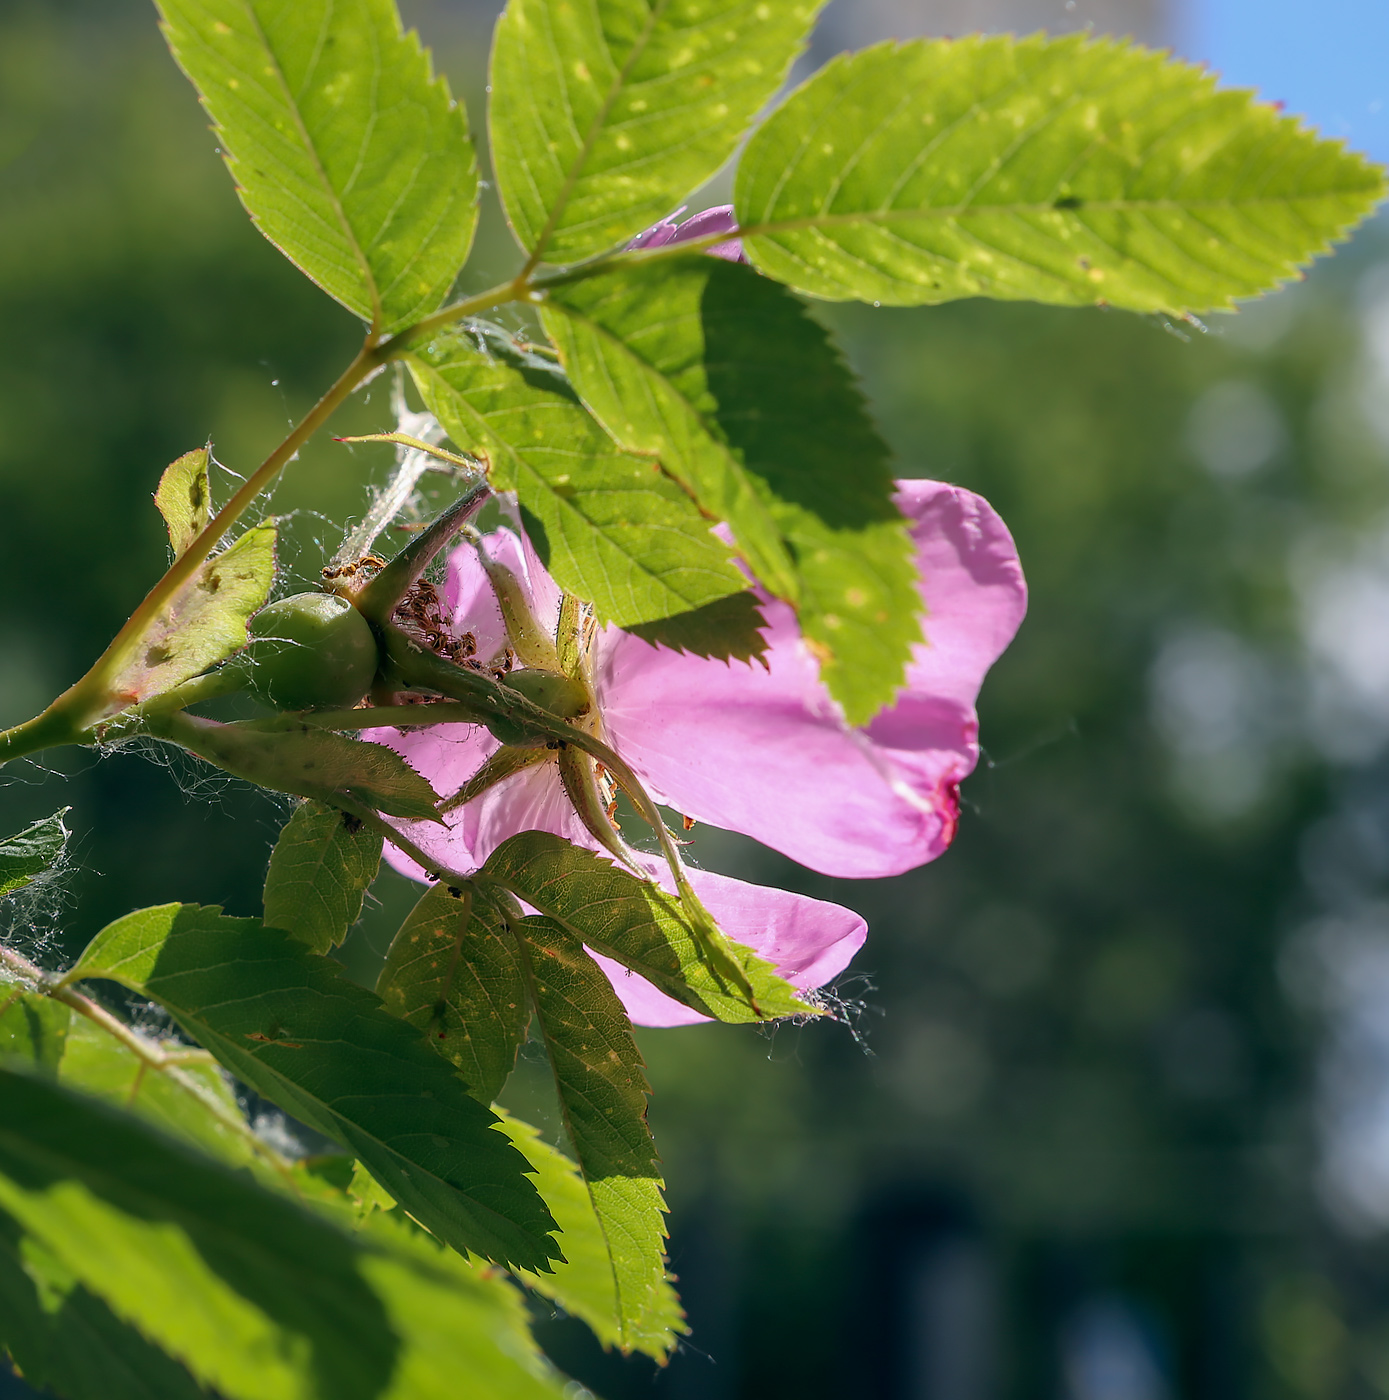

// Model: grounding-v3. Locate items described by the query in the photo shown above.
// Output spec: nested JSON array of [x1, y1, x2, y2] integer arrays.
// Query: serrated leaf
[[0, 808, 70, 898], [511, 916, 676, 1359], [377, 883, 528, 1104], [109, 521, 276, 707], [501, 1110, 685, 1361], [0, 1210, 207, 1400], [406, 325, 747, 626], [480, 831, 812, 1023], [168, 713, 442, 823], [545, 257, 918, 720], [264, 799, 384, 953], [0, 992, 70, 1076], [735, 34, 1387, 312], [157, 0, 478, 333], [154, 448, 212, 556], [67, 903, 561, 1271], [0, 1067, 571, 1400], [489, 0, 820, 263]]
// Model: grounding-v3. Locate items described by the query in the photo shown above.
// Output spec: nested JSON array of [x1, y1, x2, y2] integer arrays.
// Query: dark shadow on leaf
[[626, 592, 769, 664], [699, 260, 902, 531], [0, 1070, 399, 1400], [0, 1209, 205, 1400]]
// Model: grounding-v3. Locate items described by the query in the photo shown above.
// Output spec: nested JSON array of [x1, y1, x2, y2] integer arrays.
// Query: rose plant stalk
[[0, 1, 1381, 1395]]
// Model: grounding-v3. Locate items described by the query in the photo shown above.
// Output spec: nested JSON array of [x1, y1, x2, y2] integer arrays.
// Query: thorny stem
[[0, 944, 297, 1183]]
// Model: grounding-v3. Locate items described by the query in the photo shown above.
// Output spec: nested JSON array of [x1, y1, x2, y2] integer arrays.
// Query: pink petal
[[595, 482, 1025, 878], [589, 865, 867, 1027], [626, 205, 746, 263]]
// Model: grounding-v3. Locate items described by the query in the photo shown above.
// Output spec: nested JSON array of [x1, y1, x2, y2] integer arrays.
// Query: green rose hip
[[244, 593, 379, 710]]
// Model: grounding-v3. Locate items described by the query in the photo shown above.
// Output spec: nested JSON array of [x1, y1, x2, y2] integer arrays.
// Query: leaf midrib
[[522, 0, 675, 269], [742, 189, 1381, 241], [235, 0, 383, 330]]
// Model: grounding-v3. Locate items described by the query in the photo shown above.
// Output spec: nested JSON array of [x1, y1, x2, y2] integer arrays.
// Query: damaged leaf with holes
[[105, 521, 277, 712]]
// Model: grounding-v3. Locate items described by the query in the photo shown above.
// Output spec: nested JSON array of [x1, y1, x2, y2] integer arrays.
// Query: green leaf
[[510, 915, 677, 1359], [67, 904, 562, 1271], [0, 1210, 207, 1400], [735, 34, 1388, 313], [166, 713, 442, 823], [489, 0, 821, 263], [0, 1066, 571, 1400], [500, 1111, 685, 1361], [57, 1018, 266, 1175], [157, 0, 478, 334], [407, 325, 747, 626], [109, 521, 277, 706], [377, 883, 528, 1105], [0, 992, 70, 1077], [264, 799, 384, 953], [545, 257, 918, 720], [480, 831, 812, 1023], [154, 447, 212, 557], [0, 808, 69, 898]]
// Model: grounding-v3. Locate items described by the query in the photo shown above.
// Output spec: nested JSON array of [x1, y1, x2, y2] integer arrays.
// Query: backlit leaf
[[479, 831, 812, 1023], [264, 799, 384, 953], [0, 1067, 571, 1400], [505, 1108, 687, 1362], [68, 903, 561, 1271], [377, 882, 528, 1104], [735, 34, 1387, 312], [108, 521, 276, 707], [407, 325, 747, 626], [58, 1017, 265, 1174], [0, 1209, 207, 1400], [0, 809, 70, 899], [154, 447, 211, 557], [513, 915, 676, 1359], [0, 992, 70, 1077], [489, 0, 820, 263], [157, 0, 478, 333], [545, 257, 918, 721]]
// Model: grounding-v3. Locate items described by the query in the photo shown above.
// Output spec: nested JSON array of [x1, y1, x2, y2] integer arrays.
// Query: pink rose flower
[[368, 481, 1025, 1026]]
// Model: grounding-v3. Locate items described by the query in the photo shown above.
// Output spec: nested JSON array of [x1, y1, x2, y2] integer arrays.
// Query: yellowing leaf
[[153, 448, 211, 557]]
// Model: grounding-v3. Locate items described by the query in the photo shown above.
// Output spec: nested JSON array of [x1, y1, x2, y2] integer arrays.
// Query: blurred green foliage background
[[4, 3, 1389, 1397]]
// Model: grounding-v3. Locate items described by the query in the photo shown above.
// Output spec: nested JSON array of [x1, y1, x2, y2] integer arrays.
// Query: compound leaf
[[0, 809, 70, 899], [264, 799, 384, 953], [480, 831, 811, 1024], [489, 0, 820, 263], [407, 325, 746, 627], [157, 0, 479, 333], [735, 34, 1387, 312], [377, 883, 528, 1105], [546, 257, 918, 721], [0, 1066, 570, 1400], [67, 903, 561, 1272]]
